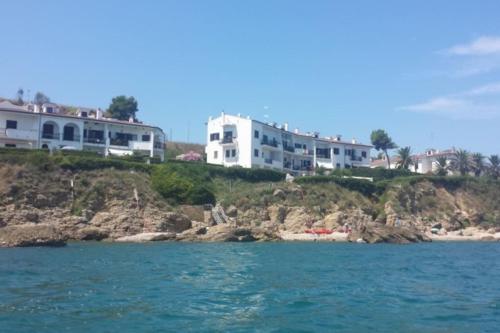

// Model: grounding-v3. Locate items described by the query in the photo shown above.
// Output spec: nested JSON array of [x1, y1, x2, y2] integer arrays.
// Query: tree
[[434, 156, 448, 176], [488, 155, 500, 180], [34, 92, 50, 106], [15, 88, 24, 105], [451, 149, 471, 176], [471, 152, 485, 177], [107, 95, 138, 121], [396, 146, 412, 170], [370, 129, 398, 169]]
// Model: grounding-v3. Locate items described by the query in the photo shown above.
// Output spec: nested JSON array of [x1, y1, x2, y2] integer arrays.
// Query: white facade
[[371, 148, 456, 174], [0, 101, 165, 161], [206, 113, 372, 174]]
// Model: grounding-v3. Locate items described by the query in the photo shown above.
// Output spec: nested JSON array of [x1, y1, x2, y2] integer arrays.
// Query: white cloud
[[398, 82, 500, 119], [446, 36, 500, 56]]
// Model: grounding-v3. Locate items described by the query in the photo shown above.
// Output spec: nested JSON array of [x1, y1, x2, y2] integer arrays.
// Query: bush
[[329, 167, 415, 180], [296, 175, 379, 196]]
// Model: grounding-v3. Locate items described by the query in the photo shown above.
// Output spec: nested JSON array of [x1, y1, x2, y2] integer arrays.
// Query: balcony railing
[[261, 139, 280, 148], [283, 145, 295, 153], [350, 156, 363, 162], [154, 142, 163, 149], [220, 137, 234, 144], [84, 137, 105, 144], [42, 132, 60, 140], [62, 135, 81, 142], [110, 138, 129, 147], [264, 158, 273, 164]]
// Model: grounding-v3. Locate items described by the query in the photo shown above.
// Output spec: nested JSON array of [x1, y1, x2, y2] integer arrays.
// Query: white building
[[371, 148, 456, 174], [0, 100, 165, 161], [205, 113, 372, 174]]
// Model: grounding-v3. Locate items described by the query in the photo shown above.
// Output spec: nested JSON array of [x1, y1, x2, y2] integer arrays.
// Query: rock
[[273, 189, 286, 199], [432, 223, 442, 230], [283, 207, 314, 233], [323, 212, 344, 230], [115, 232, 176, 242], [285, 174, 295, 183], [225, 205, 238, 218], [268, 205, 287, 224], [480, 236, 496, 241], [347, 223, 431, 244], [156, 212, 192, 233], [0, 224, 66, 247], [356, 238, 366, 244], [198, 224, 275, 242], [77, 227, 109, 241]]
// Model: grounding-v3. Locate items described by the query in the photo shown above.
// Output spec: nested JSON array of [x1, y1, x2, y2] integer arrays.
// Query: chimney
[[351, 138, 357, 144], [128, 116, 134, 123], [96, 108, 103, 120], [294, 128, 299, 134], [34, 104, 40, 113], [283, 122, 289, 131]]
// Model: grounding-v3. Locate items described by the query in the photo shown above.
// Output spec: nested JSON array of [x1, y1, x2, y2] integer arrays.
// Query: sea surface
[[1, 242, 499, 333]]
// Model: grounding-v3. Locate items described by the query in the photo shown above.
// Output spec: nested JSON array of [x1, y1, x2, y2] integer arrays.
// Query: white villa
[[206, 112, 372, 174], [0, 100, 165, 161], [371, 148, 456, 174]]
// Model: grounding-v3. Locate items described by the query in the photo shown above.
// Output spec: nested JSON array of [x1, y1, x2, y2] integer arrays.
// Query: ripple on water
[[0, 242, 500, 333]]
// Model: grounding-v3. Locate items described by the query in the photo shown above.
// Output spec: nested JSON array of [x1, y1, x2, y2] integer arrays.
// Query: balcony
[[110, 138, 129, 147], [154, 142, 163, 149], [62, 134, 81, 142], [84, 137, 105, 144], [261, 138, 280, 148], [42, 132, 60, 140], [220, 137, 235, 145], [283, 145, 295, 153], [3, 128, 38, 141]]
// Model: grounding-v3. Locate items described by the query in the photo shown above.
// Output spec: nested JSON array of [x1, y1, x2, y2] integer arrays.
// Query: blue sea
[[1, 242, 499, 333]]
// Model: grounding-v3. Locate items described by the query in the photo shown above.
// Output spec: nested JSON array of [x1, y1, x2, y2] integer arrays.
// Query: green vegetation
[[396, 146, 412, 170], [370, 129, 397, 168], [106, 95, 138, 121]]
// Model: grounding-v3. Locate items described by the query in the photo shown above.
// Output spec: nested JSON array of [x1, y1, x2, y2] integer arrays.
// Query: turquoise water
[[1, 242, 499, 333]]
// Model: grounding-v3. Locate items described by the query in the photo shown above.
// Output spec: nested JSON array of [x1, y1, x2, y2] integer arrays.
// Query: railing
[[261, 139, 280, 148], [350, 156, 363, 162], [84, 137, 105, 144], [154, 142, 163, 149], [264, 158, 273, 164], [62, 135, 81, 142], [283, 145, 295, 153], [42, 132, 60, 140], [110, 138, 129, 147], [220, 137, 234, 144], [316, 155, 331, 159]]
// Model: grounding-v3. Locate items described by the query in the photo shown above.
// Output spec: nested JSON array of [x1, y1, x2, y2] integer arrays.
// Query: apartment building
[[0, 100, 165, 161], [206, 112, 372, 174]]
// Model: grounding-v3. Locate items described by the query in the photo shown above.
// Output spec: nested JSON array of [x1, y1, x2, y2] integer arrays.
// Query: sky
[[1, 0, 500, 155]]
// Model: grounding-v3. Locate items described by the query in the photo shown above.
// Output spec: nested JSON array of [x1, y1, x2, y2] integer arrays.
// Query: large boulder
[[155, 212, 192, 233], [0, 224, 66, 247], [347, 223, 431, 244], [197, 224, 277, 242], [283, 207, 316, 233], [268, 205, 287, 224]]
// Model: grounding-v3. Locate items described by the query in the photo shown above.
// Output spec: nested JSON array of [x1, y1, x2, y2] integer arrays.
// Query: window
[[142, 135, 151, 142], [345, 149, 352, 156], [333, 148, 340, 155], [316, 148, 330, 158], [6, 120, 17, 129], [361, 151, 367, 158], [46, 107, 54, 113], [254, 130, 259, 139], [214, 151, 218, 159], [225, 149, 230, 158], [336, 163, 341, 168], [294, 143, 302, 149], [5, 143, 16, 148], [231, 149, 236, 157], [210, 133, 220, 141], [254, 149, 259, 157]]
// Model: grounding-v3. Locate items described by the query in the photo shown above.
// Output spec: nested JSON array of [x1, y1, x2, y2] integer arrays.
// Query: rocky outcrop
[[347, 223, 431, 244], [0, 224, 66, 247], [178, 224, 279, 242]]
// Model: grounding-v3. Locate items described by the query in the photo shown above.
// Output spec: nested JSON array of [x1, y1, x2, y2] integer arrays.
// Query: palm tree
[[451, 149, 471, 176], [471, 152, 485, 177], [434, 156, 448, 176], [396, 146, 412, 170], [488, 155, 500, 179]]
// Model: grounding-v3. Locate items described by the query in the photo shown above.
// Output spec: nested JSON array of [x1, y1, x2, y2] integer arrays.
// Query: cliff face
[[1, 161, 499, 246], [0, 164, 192, 245]]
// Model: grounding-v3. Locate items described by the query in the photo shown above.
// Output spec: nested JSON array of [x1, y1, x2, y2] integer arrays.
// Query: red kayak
[[305, 229, 333, 235]]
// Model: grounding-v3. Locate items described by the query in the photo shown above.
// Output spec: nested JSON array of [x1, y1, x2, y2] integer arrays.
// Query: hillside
[[0, 149, 499, 246]]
